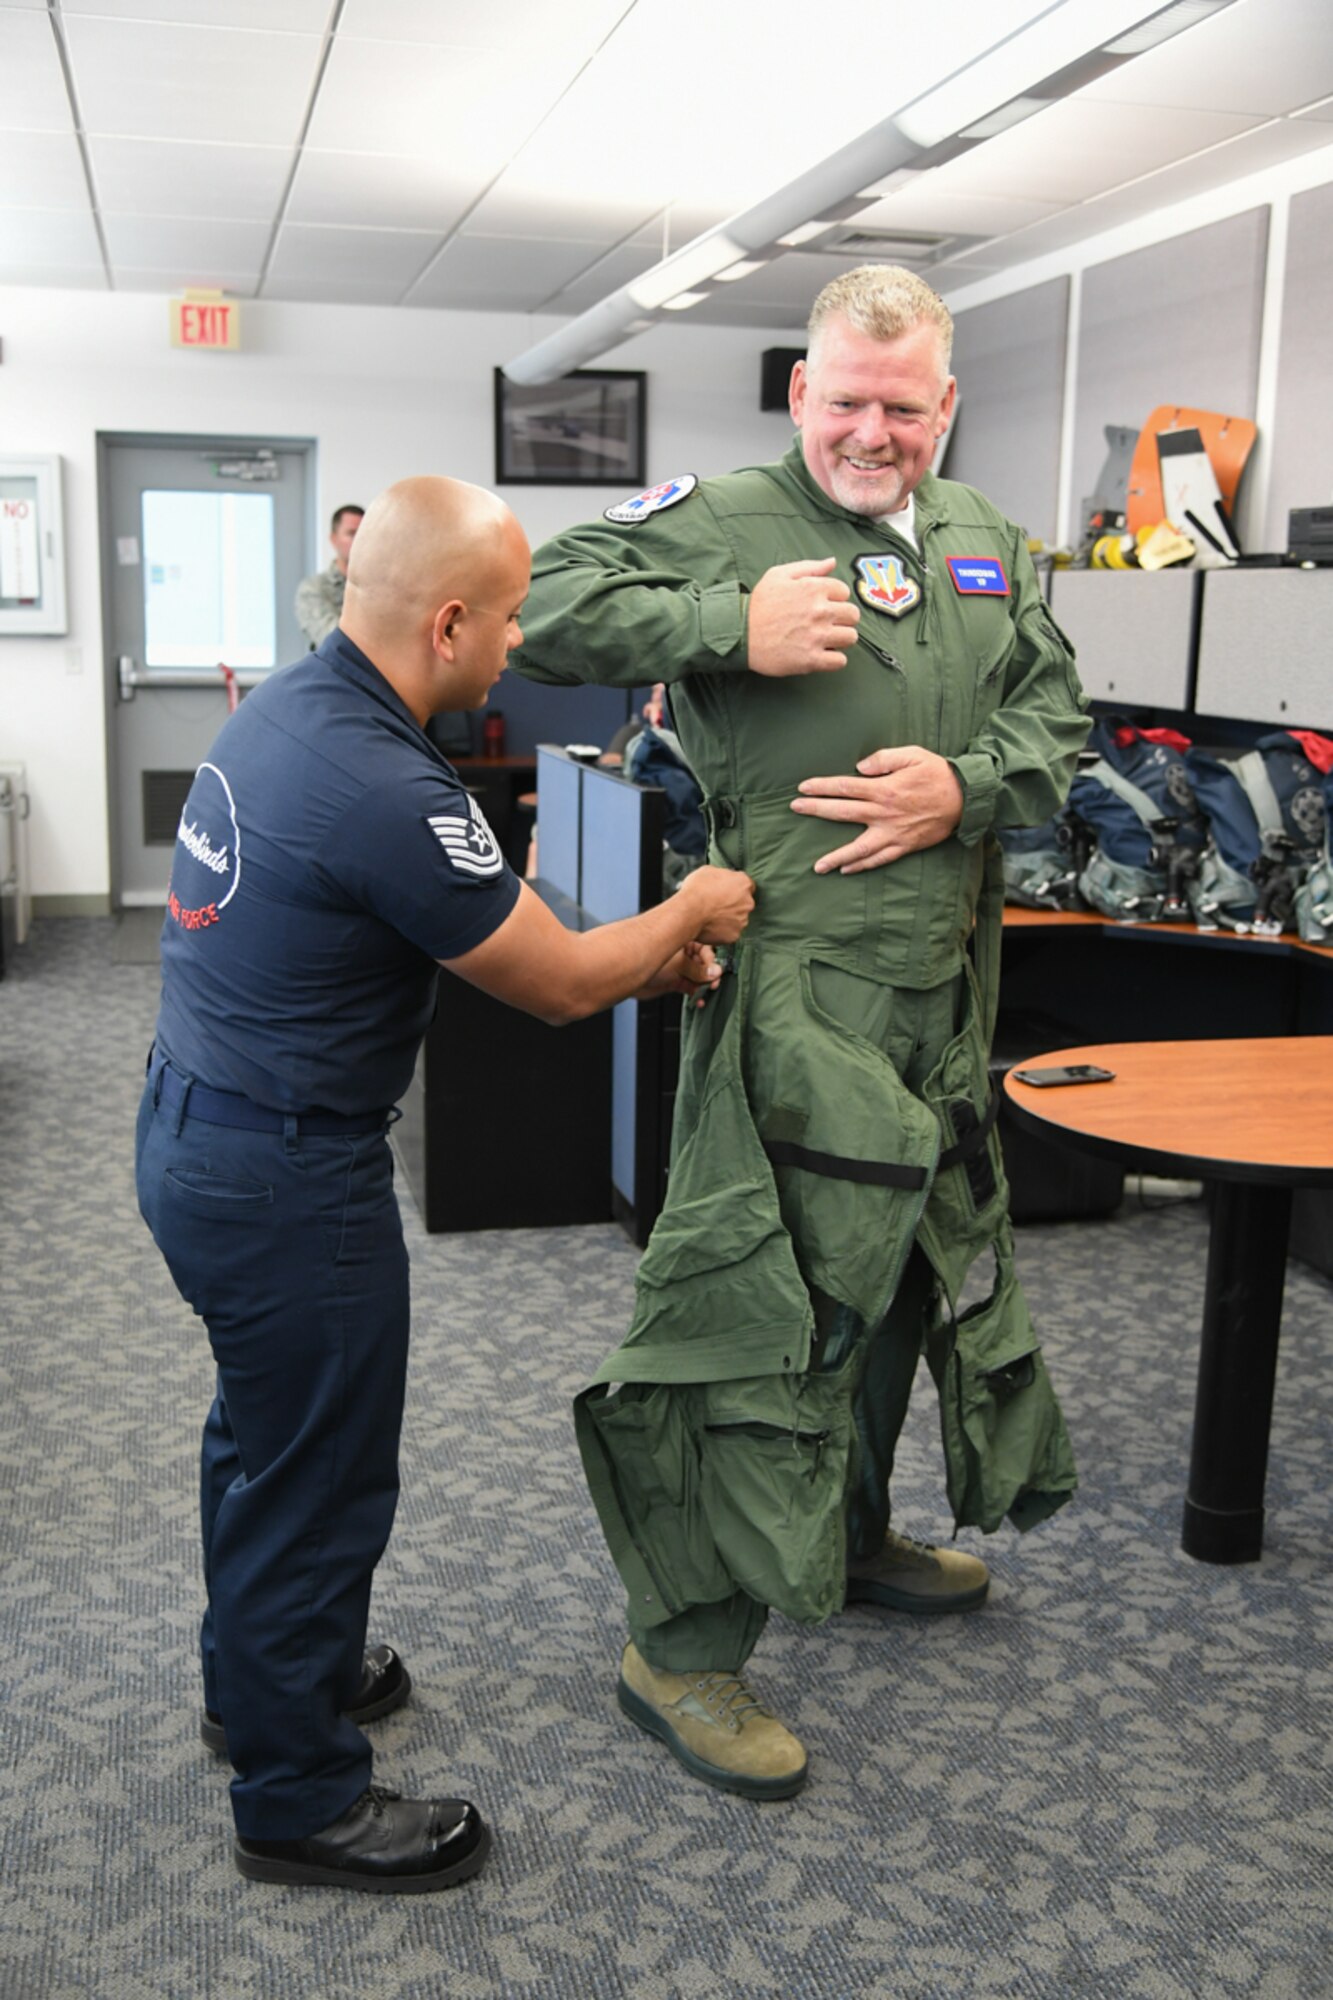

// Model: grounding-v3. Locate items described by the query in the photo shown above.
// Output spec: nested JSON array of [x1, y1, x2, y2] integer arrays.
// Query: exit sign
[[170, 291, 240, 351]]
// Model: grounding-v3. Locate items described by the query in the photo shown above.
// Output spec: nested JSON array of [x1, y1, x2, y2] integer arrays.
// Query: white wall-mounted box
[[0, 455, 68, 637]]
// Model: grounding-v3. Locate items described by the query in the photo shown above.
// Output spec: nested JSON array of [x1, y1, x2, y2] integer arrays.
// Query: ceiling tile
[[265, 221, 439, 289], [1081, 0, 1333, 119], [626, 205, 740, 253], [465, 181, 654, 247], [0, 130, 91, 210], [285, 149, 484, 234], [707, 249, 868, 310], [0, 9, 75, 132], [977, 120, 1333, 272], [932, 254, 1012, 283], [684, 296, 809, 330], [63, 0, 329, 27], [407, 233, 613, 309], [90, 137, 293, 221], [336, 0, 630, 50], [541, 244, 663, 313], [1112, 117, 1333, 203], [260, 272, 409, 304], [924, 99, 1265, 206], [0, 204, 103, 265], [855, 185, 1064, 239], [102, 214, 269, 275], [1294, 93, 1333, 123], [112, 266, 259, 296], [305, 36, 555, 172], [0, 263, 106, 288], [64, 15, 320, 146]]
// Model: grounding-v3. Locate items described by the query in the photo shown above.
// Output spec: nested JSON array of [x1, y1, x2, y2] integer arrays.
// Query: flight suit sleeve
[[510, 494, 752, 691], [948, 531, 1091, 845]]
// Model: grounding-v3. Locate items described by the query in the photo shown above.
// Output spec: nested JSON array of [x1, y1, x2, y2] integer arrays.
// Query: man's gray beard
[[831, 460, 906, 515]]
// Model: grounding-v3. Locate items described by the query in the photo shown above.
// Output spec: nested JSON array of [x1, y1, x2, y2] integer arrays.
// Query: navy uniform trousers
[[136, 1051, 409, 1841]]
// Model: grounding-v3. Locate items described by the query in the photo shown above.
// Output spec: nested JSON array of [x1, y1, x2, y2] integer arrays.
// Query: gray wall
[[1072, 207, 1270, 542], [947, 277, 1069, 539], [1263, 179, 1333, 549]]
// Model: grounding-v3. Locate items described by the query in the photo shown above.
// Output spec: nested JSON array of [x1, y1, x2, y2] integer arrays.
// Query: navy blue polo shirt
[[155, 630, 521, 1115]]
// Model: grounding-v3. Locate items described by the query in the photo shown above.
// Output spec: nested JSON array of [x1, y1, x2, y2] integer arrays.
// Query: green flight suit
[[512, 443, 1091, 1670]]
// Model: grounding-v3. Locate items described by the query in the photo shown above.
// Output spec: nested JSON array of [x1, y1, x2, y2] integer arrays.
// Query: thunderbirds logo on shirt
[[426, 795, 503, 879], [167, 761, 241, 932], [853, 552, 921, 618], [604, 474, 698, 525]]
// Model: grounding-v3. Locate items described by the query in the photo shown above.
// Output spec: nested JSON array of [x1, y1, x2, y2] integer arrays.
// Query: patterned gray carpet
[[1, 918, 1330, 2000]]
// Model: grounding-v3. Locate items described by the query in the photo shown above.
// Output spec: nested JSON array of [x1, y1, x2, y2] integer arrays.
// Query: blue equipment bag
[[1185, 732, 1330, 934], [1067, 720, 1205, 922]]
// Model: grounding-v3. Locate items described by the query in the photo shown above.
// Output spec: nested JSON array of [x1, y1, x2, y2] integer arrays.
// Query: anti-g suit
[[512, 443, 1092, 1671]]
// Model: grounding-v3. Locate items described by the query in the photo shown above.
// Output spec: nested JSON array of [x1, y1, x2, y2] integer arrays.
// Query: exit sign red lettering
[[170, 292, 240, 351]]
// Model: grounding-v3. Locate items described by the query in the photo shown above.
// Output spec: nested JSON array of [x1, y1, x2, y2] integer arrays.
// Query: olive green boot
[[845, 1526, 989, 1614], [616, 1643, 808, 1800]]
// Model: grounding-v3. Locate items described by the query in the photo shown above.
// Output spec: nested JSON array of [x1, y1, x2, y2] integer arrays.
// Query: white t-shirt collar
[[877, 493, 917, 548]]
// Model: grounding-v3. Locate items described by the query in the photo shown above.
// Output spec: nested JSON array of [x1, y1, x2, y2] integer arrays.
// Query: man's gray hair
[[807, 265, 954, 371]]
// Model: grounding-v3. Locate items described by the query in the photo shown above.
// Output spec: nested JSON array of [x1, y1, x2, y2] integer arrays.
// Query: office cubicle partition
[[534, 743, 583, 907], [534, 747, 673, 1246]]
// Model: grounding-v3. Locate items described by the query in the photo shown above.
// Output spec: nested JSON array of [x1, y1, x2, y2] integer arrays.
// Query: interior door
[[101, 435, 312, 907]]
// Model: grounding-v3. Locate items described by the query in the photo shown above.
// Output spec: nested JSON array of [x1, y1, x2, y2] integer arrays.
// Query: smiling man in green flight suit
[[511, 266, 1092, 1799]]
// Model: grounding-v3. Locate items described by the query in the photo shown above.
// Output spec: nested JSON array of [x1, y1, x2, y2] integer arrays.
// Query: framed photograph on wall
[[494, 367, 647, 487]]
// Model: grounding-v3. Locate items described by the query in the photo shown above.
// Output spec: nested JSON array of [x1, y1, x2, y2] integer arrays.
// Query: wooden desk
[[1004, 1039, 1333, 1564]]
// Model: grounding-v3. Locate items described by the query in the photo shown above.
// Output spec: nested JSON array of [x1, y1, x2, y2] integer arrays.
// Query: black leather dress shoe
[[201, 1644, 411, 1757], [234, 1786, 490, 1892]]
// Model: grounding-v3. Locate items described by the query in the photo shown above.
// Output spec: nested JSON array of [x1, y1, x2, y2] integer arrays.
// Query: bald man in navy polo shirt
[[136, 477, 753, 1894]]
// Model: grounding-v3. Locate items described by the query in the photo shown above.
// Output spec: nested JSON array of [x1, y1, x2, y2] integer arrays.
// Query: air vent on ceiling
[[816, 226, 959, 266]]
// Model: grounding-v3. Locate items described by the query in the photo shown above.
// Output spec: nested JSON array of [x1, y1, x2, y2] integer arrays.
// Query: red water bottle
[[482, 711, 506, 759]]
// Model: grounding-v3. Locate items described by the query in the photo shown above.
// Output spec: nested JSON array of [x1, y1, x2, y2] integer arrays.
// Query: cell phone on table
[[1011, 1064, 1116, 1087]]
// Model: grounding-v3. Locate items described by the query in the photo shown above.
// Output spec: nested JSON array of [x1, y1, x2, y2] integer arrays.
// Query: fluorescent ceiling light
[[503, 0, 1239, 385], [857, 168, 924, 200], [959, 95, 1047, 141], [776, 220, 834, 247], [1103, 0, 1230, 55], [628, 233, 744, 309], [895, 0, 1209, 147], [714, 259, 771, 282]]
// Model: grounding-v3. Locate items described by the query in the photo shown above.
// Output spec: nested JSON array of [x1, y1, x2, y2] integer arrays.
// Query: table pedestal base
[[1181, 1181, 1292, 1563]]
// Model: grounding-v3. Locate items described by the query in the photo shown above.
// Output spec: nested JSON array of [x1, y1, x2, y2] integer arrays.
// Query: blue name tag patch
[[946, 556, 1009, 595]]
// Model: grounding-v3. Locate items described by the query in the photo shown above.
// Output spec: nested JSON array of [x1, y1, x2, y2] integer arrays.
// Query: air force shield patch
[[604, 475, 698, 525], [426, 795, 504, 879], [853, 552, 921, 618]]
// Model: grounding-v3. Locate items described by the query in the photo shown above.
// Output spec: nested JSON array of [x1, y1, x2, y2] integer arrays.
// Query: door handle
[[117, 656, 264, 700]]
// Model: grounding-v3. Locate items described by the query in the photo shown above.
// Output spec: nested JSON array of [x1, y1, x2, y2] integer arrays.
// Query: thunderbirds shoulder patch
[[604, 475, 698, 525]]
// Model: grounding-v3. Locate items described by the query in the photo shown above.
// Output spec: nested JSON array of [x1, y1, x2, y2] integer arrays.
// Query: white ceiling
[[1, 0, 1331, 326]]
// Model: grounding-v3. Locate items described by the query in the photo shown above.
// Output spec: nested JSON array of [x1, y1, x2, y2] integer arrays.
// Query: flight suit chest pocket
[[971, 617, 1014, 732]]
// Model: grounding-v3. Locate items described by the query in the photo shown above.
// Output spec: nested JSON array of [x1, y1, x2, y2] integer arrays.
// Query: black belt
[[156, 1061, 392, 1137], [763, 1091, 1001, 1191]]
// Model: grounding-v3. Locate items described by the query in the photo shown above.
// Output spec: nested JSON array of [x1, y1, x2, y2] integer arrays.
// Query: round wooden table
[[1004, 1037, 1333, 1564]]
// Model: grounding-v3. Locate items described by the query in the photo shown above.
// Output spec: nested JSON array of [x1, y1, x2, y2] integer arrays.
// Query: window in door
[[141, 488, 277, 669]]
